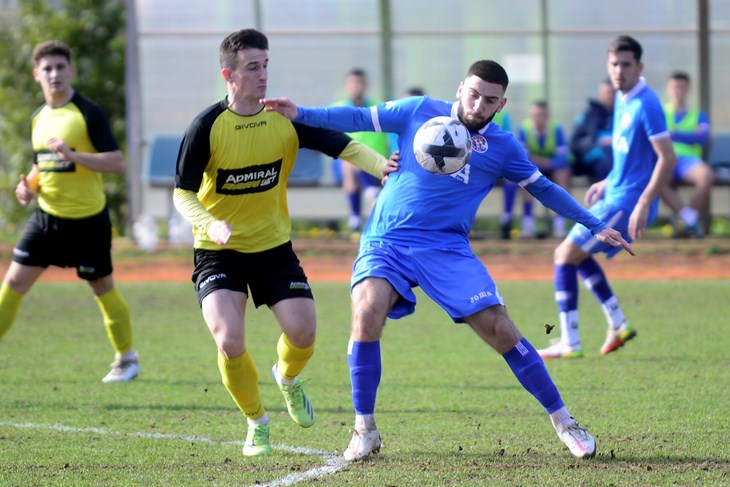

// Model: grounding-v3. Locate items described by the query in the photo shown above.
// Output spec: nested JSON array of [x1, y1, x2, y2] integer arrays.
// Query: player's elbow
[[108, 151, 125, 174]]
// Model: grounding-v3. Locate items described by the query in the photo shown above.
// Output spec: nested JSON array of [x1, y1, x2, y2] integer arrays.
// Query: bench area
[[142, 133, 730, 228]]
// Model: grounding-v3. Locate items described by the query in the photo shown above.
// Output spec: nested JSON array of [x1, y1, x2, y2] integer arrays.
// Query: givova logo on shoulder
[[216, 160, 282, 194]]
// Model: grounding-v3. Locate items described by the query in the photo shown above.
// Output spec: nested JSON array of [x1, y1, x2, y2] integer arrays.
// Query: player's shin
[[0, 284, 24, 341], [218, 351, 266, 421], [503, 338, 564, 413], [95, 287, 133, 354], [555, 264, 580, 345], [348, 339, 381, 429], [578, 258, 625, 329], [276, 333, 314, 382]]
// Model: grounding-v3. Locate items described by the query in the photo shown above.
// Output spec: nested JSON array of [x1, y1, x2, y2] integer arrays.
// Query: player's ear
[[221, 68, 232, 82], [498, 98, 508, 111], [455, 81, 464, 98]]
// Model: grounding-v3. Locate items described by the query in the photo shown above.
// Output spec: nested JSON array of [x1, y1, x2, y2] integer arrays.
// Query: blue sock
[[347, 191, 361, 218], [503, 338, 564, 413], [554, 264, 578, 313], [523, 200, 533, 217], [503, 181, 517, 217], [348, 340, 381, 415], [578, 257, 613, 302]]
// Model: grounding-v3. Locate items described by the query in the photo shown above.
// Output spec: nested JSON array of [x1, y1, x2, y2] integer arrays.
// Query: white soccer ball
[[413, 116, 472, 175]]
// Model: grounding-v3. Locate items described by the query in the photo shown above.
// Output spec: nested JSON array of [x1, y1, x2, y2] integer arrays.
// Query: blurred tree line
[[0, 0, 127, 236]]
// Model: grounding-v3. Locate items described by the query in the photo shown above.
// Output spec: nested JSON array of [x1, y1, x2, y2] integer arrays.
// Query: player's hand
[[381, 151, 400, 184], [15, 174, 37, 206], [208, 220, 233, 246], [595, 227, 635, 256], [628, 203, 650, 241], [260, 97, 298, 120], [47, 138, 73, 161], [584, 179, 607, 206]]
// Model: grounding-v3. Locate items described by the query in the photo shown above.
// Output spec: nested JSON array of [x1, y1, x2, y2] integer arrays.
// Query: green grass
[[0, 280, 728, 486]]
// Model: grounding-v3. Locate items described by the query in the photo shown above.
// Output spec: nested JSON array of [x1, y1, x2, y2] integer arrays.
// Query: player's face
[[606, 50, 643, 93], [456, 75, 506, 132], [345, 74, 367, 101], [224, 48, 269, 103], [34, 55, 74, 100], [529, 105, 549, 132], [667, 78, 689, 106]]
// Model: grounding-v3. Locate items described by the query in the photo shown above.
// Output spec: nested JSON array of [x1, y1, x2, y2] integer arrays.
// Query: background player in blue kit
[[539, 35, 677, 360], [262, 60, 633, 461]]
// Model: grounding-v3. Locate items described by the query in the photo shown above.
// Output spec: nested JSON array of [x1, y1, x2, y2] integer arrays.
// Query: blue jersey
[[296, 96, 606, 248], [606, 78, 669, 207]]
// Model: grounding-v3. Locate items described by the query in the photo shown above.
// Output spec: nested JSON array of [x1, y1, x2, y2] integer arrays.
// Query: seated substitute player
[[173, 29, 397, 458], [518, 100, 572, 238], [659, 71, 714, 237], [0, 40, 139, 383], [540, 35, 677, 359], [262, 60, 633, 461]]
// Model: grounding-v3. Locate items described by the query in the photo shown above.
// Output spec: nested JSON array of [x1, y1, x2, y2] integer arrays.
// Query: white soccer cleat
[[538, 339, 584, 359], [554, 420, 596, 459], [343, 428, 383, 461], [102, 356, 140, 383]]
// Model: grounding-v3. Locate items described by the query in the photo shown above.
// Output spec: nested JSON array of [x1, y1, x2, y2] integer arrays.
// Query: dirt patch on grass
[[2, 237, 728, 283]]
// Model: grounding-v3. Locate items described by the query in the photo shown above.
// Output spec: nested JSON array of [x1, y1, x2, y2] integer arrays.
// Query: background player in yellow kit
[[0, 40, 139, 383]]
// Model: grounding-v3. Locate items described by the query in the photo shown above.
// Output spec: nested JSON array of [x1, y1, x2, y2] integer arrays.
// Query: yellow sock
[[218, 351, 265, 420], [276, 333, 314, 382], [0, 284, 24, 341], [95, 287, 133, 355]]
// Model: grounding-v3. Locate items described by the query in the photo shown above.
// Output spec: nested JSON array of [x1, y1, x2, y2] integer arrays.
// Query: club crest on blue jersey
[[471, 134, 488, 153]]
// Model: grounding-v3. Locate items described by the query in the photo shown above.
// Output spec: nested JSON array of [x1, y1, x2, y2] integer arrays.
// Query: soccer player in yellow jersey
[[173, 28, 397, 457], [0, 40, 139, 383]]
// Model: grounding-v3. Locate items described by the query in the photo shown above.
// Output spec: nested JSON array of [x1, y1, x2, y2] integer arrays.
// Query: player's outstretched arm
[[260, 97, 298, 120], [595, 227, 635, 256]]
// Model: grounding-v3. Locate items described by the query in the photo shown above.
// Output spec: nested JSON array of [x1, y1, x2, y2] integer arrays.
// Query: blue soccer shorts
[[673, 156, 703, 181], [351, 241, 505, 322], [567, 199, 655, 258]]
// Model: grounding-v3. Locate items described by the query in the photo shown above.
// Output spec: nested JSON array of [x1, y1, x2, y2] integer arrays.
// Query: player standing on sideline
[[539, 35, 677, 359], [659, 71, 714, 237], [0, 40, 139, 383], [333, 68, 392, 232], [262, 60, 633, 460], [173, 29, 397, 457]]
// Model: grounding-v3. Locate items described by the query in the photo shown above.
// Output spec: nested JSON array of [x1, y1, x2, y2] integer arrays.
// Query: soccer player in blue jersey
[[262, 60, 633, 461], [539, 35, 678, 360]]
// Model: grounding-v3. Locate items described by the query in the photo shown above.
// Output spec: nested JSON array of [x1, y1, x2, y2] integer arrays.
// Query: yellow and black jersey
[[31, 92, 119, 219], [176, 99, 353, 253]]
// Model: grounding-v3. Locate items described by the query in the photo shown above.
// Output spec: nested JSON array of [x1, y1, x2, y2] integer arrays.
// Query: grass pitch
[[0, 280, 728, 486]]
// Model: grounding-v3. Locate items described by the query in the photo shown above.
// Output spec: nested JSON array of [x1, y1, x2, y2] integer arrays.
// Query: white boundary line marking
[[0, 421, 349, 486]]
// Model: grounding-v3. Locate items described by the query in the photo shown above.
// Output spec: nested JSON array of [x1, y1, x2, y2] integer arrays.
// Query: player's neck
[[673, 101, 688, 112], [227, 96, 263, 117], [46, 88, 74, 108]]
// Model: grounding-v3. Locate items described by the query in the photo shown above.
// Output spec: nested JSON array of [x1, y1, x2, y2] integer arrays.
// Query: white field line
[[0, 421, 348, 486]]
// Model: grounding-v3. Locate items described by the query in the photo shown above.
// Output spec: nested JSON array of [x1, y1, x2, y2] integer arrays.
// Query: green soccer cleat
[[243, 422, 271, 457], [272, 365, 315, 428], [600, 322, 637, 355]]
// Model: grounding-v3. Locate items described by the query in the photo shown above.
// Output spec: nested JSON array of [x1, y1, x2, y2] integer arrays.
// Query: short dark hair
[[405, 86, 425, 97], [608, 35, 643, 62], [532, 100, 549, 110], [347, 68, 367, 79], [466, 60, 509, 90], [219, 29, 268, 70], [32, 40, 72, 65], [669, 70, 691, 83]]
